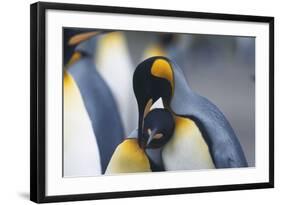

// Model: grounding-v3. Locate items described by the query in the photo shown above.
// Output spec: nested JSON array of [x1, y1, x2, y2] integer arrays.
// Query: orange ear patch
[[151, 59, 174, 92], [66, 51, 81, 68]]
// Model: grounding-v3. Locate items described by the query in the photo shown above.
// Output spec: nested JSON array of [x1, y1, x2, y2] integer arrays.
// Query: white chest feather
[[162, 116, 215, 171], [64, 72, 102, 177]]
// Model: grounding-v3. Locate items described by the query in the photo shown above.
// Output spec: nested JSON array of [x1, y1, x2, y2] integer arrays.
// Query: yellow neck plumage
[[105, 139, 151, 174]]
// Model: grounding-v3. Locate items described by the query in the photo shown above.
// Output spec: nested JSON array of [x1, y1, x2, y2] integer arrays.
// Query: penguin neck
[[145, 148, 165, 171], [75, 36, 97, 59]]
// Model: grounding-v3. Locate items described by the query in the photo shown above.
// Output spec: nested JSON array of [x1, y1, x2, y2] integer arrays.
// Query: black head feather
[[133, 56, 173, 148], [142, 108, 175, 149]]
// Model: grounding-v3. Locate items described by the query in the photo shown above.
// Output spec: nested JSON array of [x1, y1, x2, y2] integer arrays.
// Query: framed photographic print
[[30, 2, 274, 203]]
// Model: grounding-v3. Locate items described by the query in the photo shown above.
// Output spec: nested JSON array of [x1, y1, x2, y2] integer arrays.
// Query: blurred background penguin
[[64, 30, 124, 176]]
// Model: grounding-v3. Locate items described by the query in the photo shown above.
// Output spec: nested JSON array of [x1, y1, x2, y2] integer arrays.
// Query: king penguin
[[105, 109, 175, 174], [133, 56, 248, 170], [64, 31, 124, 176]]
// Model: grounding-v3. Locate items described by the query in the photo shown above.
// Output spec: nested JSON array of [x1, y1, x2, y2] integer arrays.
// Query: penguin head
[[133, 56, 175, 148], [65, 30, 111, 67], [142, 108, 175, 149]]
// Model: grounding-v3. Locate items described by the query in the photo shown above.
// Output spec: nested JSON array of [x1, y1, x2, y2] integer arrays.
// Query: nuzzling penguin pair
[[105, 108, 174, 174], [133, 56, 248, 171]]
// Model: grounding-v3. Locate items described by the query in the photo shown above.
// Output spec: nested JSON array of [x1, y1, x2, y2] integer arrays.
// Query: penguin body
[[64, 71, 102, 176], [162, 116, 215, 170], [169, 60, 248, 168], [67, 58, 124, 173], [64, 33, 124, 176], [105, 139, 151, 174], [133, 56, 248, 170]]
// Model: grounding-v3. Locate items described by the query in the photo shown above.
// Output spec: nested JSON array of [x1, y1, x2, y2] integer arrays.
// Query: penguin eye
[[153, 133, 163, 139]]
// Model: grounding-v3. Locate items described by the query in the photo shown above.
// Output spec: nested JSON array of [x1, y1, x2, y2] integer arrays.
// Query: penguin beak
[[146, 129, 157, 148], [138, 99, 153, 149], [68, 31, 100, 45], [146, 130, 156, 147]]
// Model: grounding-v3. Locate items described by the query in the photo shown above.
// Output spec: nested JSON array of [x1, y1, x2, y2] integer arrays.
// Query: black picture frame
[[30, 2, 274, 203]]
